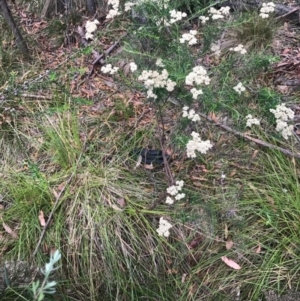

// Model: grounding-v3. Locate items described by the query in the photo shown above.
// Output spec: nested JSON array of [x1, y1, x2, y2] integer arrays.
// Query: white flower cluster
[[182, 106, 200, 122], [199, 6, 230, 24], [169, 10, 187, 24], [166, 180, 185, 205], [233, 82, 246, 94], [199, 15, 210, 24], [208, 6, 230, 19], [270, 104, 294, 139], [210, 43, 221, 57], [259, 2, 276, 18], [156, 217, 172, 237], [180, 30, 197, 46], [129, 62, 138, 72], [101, 64, 119, 74], [85, 19, 99, 40], [246, 114, 260, 127], [138, 69, 176, 99], [190, 87, 203, 99], [230, 44, 247, 55], [186, 132, 213, 158], [156, 58, 165, 67], [125, 1, 136, 11], [107, 0, 121, 19], [129, 0, 170, 9], [185, 66, 210, 86]]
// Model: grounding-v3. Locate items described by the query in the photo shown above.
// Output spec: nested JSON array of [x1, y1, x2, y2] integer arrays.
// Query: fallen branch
[[20, 93, 52, 100], [199, 112, 300, 159]]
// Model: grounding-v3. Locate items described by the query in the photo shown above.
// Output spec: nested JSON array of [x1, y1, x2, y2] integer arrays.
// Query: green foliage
[[234, 12, 279, 50], [256, 87, 281, 117]]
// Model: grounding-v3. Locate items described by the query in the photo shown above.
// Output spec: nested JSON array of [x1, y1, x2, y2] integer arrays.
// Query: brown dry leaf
[[188, 236, 203, 249], [208, 111, 219, 122], [221, 256, 241, 270], [39, 211, 46, 227], [251, 149, 259, 160], [282, 47, 291, 54], [276, 85, 290, 94], [226, 239, 234, 250], [3, 222, 18, 239], [229, 169, 237, 177], [52, 189, 59, 199], [144, 163, 154, 170], [116, 198, 126, 208], [255, 244, 261, 254], [266, 195, 275, 207], [191, 176, 207, 181]]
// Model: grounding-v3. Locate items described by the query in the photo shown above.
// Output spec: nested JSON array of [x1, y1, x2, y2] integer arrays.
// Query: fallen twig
[[156, 105, 174, 186], [199, 112, 300, 159], [20, 93, 52, 100]]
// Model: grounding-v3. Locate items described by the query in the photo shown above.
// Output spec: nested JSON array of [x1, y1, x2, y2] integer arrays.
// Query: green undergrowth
[[1, 0, 300, 300]]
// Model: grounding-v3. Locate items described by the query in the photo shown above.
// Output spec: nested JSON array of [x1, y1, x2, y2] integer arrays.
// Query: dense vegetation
[[1, 0, 300, 300]]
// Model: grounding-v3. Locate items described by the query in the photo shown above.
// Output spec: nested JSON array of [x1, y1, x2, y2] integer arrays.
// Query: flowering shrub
[[105, 0, 288, 242]]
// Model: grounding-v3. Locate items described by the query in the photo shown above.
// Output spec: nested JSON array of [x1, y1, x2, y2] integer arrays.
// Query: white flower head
[[233, 82, 246, 94], [199, 16, 210, 24], [129, 62, 138, 72], [246, 114, 260, 127], [166, 196, 174, 204], [125, 2, 136, 11], [167, 185, 178, 196], [156, 58, 165, 67], [185, 66, 210, 86], [175, 193, 185, 200], [180, 30, 197, 45], [169, 10, 187, 23], [186, 132, 213, 158], [270, 104, 294, 139], [230, 44, 247, 55], [156, 217, 172, 237], [85, 20, 99, 33]]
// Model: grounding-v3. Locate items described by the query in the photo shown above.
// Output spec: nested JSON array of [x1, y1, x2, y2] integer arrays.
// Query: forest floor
[[1, 1, 300, 301]]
